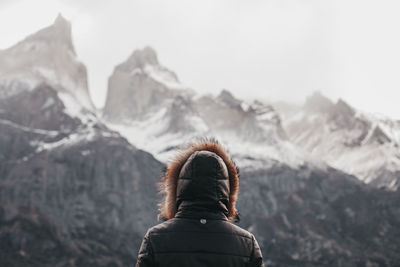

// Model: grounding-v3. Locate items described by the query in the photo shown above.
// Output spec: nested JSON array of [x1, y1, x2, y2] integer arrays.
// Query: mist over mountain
[[283, 91, 400, 190], [102, 48, 301, 171], [1, 15, 400, 266]]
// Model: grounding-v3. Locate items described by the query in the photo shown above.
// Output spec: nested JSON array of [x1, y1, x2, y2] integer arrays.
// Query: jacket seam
[[153, 250, 251, 258], [147, 232, 155, 263], [215, 158, 218, 202], [178, 177, 227, 180], [174, 217, 228, 221], [150, 231, 252, 239], [250, 234, 255, 265]]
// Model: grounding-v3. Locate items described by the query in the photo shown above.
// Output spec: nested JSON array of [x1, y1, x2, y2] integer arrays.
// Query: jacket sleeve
[[249, 234, 264, 267], [135, 230, 154, 267]]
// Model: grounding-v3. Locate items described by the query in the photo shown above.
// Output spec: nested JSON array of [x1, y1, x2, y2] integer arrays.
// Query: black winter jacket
[[136, 149, 264, 267]]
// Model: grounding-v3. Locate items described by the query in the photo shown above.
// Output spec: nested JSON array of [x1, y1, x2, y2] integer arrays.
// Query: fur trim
[[158, 138, 240, 221]]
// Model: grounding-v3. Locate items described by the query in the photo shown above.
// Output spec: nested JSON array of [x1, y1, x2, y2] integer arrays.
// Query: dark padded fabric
[[176, 151, 230, 210], [136, 151, 264, 267]]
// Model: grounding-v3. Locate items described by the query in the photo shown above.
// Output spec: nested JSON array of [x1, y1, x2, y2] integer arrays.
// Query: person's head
[[158, 139, 239, 221]]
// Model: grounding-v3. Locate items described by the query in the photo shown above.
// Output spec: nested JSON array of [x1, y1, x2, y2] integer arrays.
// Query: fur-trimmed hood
[[158, 139, 240, 221]]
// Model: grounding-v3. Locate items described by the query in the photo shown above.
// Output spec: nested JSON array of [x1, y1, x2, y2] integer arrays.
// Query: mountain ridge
[[284, 92, 400, 190]]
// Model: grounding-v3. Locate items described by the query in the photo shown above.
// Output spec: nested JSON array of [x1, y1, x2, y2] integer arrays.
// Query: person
[[135, 139, 264, 267]]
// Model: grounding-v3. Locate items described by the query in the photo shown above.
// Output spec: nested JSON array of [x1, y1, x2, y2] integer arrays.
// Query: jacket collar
[[174, 200, 229, 221]]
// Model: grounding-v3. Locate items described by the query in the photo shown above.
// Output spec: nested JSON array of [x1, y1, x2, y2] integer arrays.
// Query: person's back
[[136, 140, 264, 267]]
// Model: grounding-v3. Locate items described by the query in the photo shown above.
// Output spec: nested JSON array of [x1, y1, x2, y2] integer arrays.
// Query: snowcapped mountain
[[2, 16, 400, 266], [102, 46, 400, 192], [103, 46, 192, 121], [0, 14, 94, 114], [0, 16, 165, 266], [103, 47, 312, 170], [284, 91, 400, 190]]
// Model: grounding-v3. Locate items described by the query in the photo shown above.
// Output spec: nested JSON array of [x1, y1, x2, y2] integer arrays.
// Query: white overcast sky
[[0, 0, 399, 119]]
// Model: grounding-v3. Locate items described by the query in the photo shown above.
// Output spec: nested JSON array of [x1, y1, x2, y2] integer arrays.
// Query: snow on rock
[[102, 48, 324, 171], [0, 119, 59, 136], [0, 14, 95, 119], [103, 46, 193, 122], [284, 91, 400, 190], [34, 125, 97, 153]]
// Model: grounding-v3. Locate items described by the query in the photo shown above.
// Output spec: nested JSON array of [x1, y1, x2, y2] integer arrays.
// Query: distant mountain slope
[[284, 91, 400, 190]]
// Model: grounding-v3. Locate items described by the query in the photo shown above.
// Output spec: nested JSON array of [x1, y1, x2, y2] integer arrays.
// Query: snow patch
[[144, 65, 187, 90], [35, 127, 97, 152], [0, 119, 58, 136]]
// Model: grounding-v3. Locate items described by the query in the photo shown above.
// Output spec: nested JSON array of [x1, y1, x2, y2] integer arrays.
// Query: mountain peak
[[304, 91, 334, 113], [117, 46, 159, 71], [334, 98, 355, 117], [18, 13, 74, 53], [54, 13, 70, 29], [0, 14, 94, 111], [216, 89, 242, 109], [218, 89, 234, 99]]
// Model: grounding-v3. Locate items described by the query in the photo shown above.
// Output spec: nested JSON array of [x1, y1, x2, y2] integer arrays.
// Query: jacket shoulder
[[148, 218, 254, 240], [146, 218, 180, 234], [220, 221, 254, 239]]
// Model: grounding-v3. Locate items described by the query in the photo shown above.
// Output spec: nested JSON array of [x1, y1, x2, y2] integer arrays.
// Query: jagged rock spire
[[0, 13, 94, 111], [116, 46, 159, 71], [20, 13, 75, 53], [304, 91, 334, 113]]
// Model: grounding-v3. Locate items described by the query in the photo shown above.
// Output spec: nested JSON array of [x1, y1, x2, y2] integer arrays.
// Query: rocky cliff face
[[0, 84, 164, 267], [238, 164, 400, 266], [284, 91, 400, 190]]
